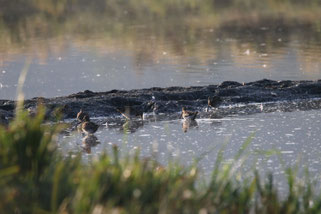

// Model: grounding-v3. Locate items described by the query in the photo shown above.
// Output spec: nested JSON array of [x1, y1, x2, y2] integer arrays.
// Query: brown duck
[[207, 95, 222, 112], [116, 106, 143, 120], [77, 109, 89, 122], [180, 107, 198, 120], [81, 115, 99, 135]]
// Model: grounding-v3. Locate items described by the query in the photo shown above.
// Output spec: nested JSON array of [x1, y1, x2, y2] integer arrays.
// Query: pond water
[[58, 108, 321, 190]]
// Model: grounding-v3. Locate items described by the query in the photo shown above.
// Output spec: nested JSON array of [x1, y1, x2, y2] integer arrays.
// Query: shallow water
[[58, 109, 321, 190]]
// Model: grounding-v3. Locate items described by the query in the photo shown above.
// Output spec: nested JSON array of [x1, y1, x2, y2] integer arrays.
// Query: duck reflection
[[82, 134, 100, 154], [120, 120, 144, 133], [182, 119, 198, 133], [116, 106, 143, 120], [208, 112, 223, 127]]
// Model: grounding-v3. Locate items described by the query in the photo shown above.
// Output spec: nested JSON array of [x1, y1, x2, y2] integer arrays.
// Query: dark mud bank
[[1, 79, 321, 123]]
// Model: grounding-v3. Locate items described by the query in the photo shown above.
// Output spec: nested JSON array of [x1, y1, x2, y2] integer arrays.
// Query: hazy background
[[0, 0, 320, 99]]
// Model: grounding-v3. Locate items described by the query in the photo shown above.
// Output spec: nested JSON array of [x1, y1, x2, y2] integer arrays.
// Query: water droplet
[[281, 151, 294, 154], [199, 208, 208, 214], [152, 141, 158, 152], [133, 189, 141, 198], [183, 189, 193, 199], [260, 26, 269, 30], [285, 142, 296, 145], [123, 169, 131, 178]]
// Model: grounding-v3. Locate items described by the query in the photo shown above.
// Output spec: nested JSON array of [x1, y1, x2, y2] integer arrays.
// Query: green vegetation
[[1, 107, 321, 213]]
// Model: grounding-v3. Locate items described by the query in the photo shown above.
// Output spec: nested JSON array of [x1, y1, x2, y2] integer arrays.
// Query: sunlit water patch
[[58, 109, 321, 191]]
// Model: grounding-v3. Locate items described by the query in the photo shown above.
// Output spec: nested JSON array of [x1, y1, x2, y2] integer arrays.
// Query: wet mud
[[1, 79, 321, 125]]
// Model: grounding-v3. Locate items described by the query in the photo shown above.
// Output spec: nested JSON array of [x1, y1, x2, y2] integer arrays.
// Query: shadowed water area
[[1, 0, 321, 189]]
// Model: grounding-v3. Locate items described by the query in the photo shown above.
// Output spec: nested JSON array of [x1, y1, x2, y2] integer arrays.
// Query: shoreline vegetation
[[1, 106, 321, 213], [1, 0, 321, 71]]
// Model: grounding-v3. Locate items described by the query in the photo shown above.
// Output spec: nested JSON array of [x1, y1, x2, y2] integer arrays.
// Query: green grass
[[1, 108, 321, 213]]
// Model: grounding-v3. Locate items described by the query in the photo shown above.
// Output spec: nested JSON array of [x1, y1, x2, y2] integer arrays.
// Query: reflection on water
[[182, 119, 198, 133], [121, 120, 145, 134], [82, 135, 100, 154], [58, 109, 321, 191], [0, 1, 321, 99]]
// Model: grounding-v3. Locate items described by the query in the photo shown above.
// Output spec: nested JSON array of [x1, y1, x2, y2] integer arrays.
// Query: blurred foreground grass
[[1, 108, 321, 213]]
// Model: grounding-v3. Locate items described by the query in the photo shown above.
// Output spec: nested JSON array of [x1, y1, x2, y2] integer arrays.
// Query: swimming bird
[[27, 106, 37, 118], [180, 107, 198, 121], [116, 106, 143, 120], [77, 109, 89, 122], [207, 95, 222, 112], [81, 115, 99, 135]]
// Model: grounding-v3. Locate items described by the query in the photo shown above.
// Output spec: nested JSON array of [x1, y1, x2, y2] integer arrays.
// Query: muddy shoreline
[[1, 79, 321, 124]]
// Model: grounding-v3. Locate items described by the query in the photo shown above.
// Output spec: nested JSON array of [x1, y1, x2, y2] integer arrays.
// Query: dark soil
[[1, 79, 321, 125]]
